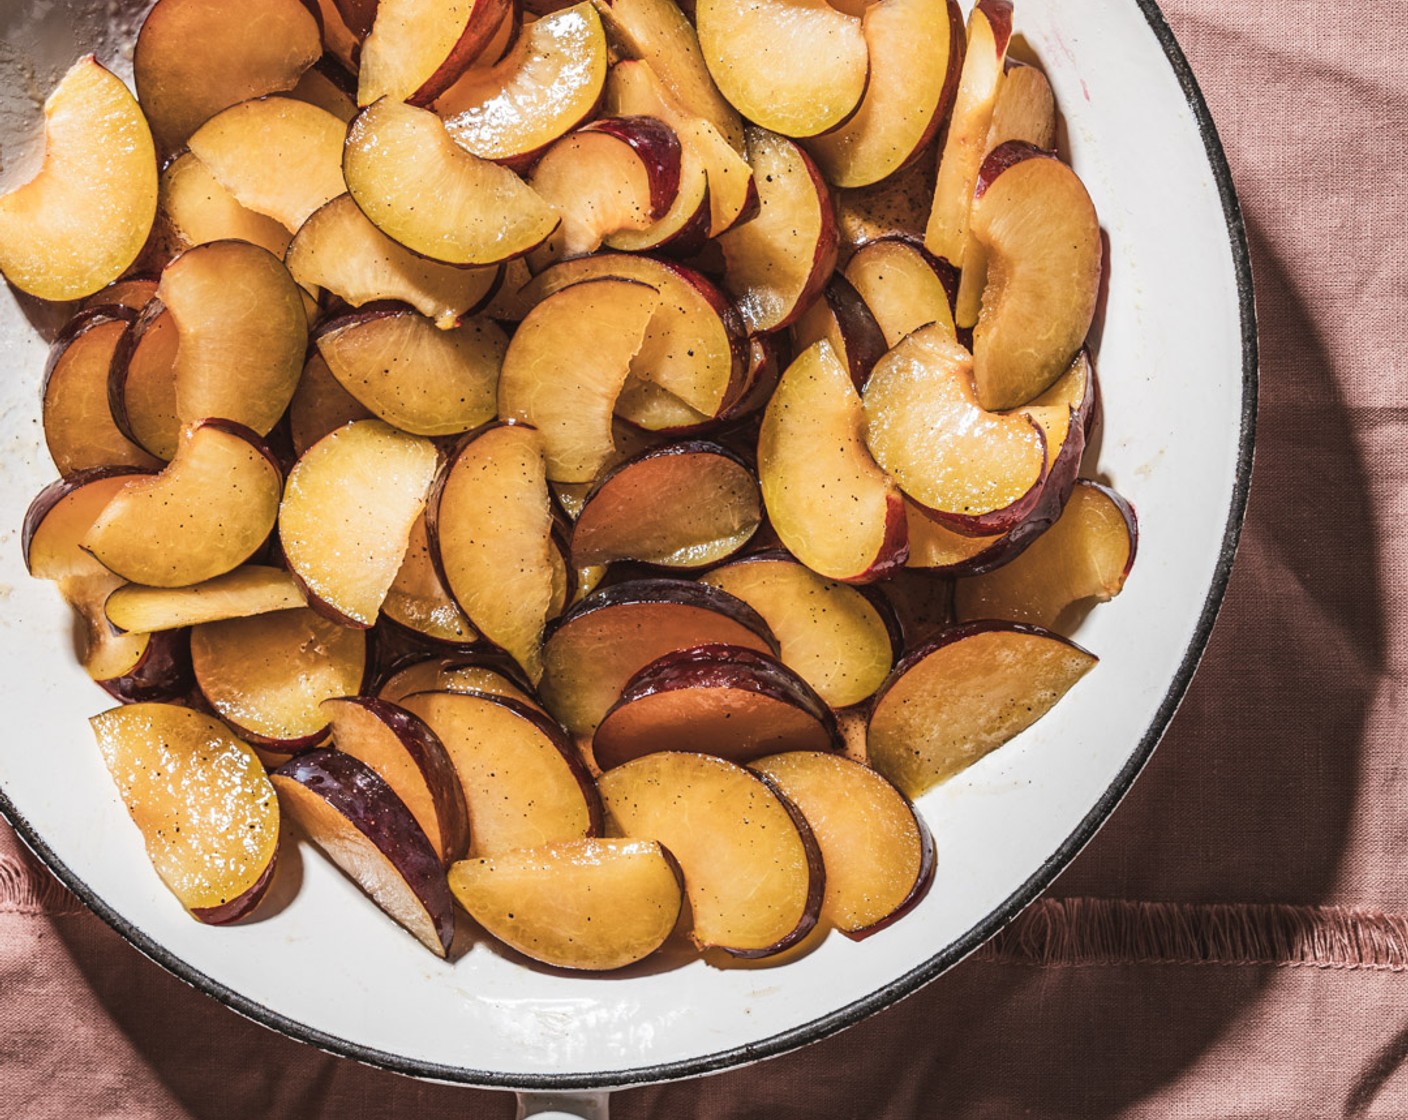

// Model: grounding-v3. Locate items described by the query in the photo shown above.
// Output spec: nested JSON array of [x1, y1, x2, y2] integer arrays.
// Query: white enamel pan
[[0, 2, 1255, 1117]]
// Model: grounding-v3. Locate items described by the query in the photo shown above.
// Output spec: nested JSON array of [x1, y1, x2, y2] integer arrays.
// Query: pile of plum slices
[[10, 0, 1138, 967]]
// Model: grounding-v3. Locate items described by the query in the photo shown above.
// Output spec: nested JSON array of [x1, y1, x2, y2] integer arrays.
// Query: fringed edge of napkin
[[976, 898, 1408, 971]]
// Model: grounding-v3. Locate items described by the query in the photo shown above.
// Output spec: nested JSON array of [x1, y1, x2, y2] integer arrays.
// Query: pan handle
[[516, 1091, 612, 1120]]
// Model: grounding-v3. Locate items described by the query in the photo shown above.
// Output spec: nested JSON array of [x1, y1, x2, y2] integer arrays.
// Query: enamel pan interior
[[0, 0, 1255, 1092]]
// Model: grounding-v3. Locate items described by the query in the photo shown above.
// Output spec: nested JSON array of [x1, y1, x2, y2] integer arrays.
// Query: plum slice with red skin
[[527, 116, 684, 262], [435, 4, 610, 172], [524, 255, 747, 424], [699, 552, 899, 708], [288, 195, 501, 330], [1013, 348, 1097, 527], [134, 0, 322, 154], [696, 0, 868, 140], [867, 620, 1097, 797], [358, 0, 515, 107], [192, 605, 368, 751], [586, 73, 723, 258], [83, 625, 188, 704], [844, 235, 959, 349], [986, 62, 1059, 155], [969, 141, 1103, 411], [598, 751, 823, 957], [954, 480, 1138, 629], [570, 441, 761, 569], [790, 273, 888, 390], [717, 333, 786, 422], [92, 703, 280, 924], [593, 643, 841, 770], [901, 494, 1063, 579], [498, 277, 660, 483], [719, 128, 838, 334], [273, 748, 456, 956], [157, 240, 308, 441], [900, 372, 1091, 577], [603, 140, 713, 259], [109, 300, 180, 461], [14, 514, 190, 702], [383, 513, 478, 649], [314, 304, 507, 437], [449, 838, 683, 970], [804, 0, 963, 188], [42, 307, 161, 476], [104, 566, 306, 634], [991, 60, 1058, 152], [188, 97, 348, 234], [903, 501, 1009, 575], [280, 420, 440, 628], [426, 422, 557, 682], [751, 751, 934, 939], [537, 578, 778, 736], [758, 340, 908, 583], [25, 469, 156, 684], [94, 629, 197, 706], [900, 350, 1097, 575], [923, 0, 1013, 266], [953, 61, 1060, 329], [400, 689, 601, 857], [158, 152, 293, 261], [0, 57, 158, 302], [861, 323, 1048, 536], [343, 98, 560, 267], [83, 420, 283, 589], [322, 696, 471, 865]]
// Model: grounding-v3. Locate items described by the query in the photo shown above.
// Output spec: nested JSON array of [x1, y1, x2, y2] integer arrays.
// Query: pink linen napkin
[[5, 0, 1408, 1115]]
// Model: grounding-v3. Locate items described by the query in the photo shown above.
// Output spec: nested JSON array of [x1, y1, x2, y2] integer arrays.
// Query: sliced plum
[[93, 703, 280, 923], [867, 620, 1096, 797], [449, 838, 683, 970], [593, 643, 842, 770]]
